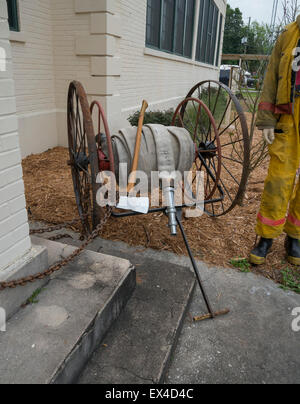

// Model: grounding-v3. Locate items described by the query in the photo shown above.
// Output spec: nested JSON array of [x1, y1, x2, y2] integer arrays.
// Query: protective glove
[[263, 128, 275, 145]]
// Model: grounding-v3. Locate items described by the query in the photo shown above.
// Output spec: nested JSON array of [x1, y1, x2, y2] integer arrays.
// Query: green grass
[[240, 90, 259, 100], [280, 268, 300, 294], [230, 258, 251, 273], [26, 288, 44, 305]]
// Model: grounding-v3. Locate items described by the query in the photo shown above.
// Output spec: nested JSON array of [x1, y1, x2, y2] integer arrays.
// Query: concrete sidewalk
[[84, 237, 300, 384], [166, 263, 300, 384], [32, 225, 300, 384]]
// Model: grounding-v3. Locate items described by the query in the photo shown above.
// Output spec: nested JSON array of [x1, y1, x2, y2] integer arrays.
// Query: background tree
[[223, 5, 272, 70], [244, 22, 273, 72], [223, 4, 245, 55], [281, 0, 300, 25], [246, 23, 272, 56]]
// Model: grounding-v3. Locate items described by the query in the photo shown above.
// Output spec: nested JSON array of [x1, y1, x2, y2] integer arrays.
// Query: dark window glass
[[145, 0, 196, 59], [6, 0, 20, 32], [210, 7, 219, 64], [161, 0, 175, 51], [195, 0, 205, 61], [184, 0, 195, 57], [196, 0, 220, 65], [146, 0, 161, 48], [205, 1, 214, 63], [174, 0, 186, 55], [200, 0, 210, 62]]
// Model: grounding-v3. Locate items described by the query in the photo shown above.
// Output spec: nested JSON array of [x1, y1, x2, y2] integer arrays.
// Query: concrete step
[[78, 255, 196, 384], [29, 226, 197, 384], [0, 237, 136, 384]]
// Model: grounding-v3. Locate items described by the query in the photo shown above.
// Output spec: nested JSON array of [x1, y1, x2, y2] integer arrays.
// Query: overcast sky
[[228, 0, 284, 25]]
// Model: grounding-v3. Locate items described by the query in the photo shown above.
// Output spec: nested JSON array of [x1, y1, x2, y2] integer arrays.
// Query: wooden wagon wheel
[[172, 97, 222, 203], [182, 80, 250, 217], [67, 81, 101, 233]]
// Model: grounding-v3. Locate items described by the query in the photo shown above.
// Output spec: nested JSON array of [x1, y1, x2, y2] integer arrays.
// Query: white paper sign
[[117, 197, 150, 214]]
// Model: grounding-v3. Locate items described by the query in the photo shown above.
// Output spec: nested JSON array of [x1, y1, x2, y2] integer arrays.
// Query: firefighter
[[250, 16, 300, 266]]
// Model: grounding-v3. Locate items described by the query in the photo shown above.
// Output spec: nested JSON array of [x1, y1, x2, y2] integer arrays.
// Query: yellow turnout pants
[[256, 98, 300, 240]]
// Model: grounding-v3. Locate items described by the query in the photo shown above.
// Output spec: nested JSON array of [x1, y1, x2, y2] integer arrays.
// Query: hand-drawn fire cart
[[67, 80, 250, 321]]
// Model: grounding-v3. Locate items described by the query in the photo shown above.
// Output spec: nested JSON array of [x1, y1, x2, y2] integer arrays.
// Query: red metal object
[[98, 149, 111, 172], [90, 100, 115, 175]]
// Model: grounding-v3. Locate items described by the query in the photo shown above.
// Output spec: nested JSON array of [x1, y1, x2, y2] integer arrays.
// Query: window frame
[[6, 0, 20, 32], [146, 0, 196, 60], [215, 14, 223, 67]]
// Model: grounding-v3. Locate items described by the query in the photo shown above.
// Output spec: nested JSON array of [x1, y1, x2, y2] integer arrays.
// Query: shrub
[[128, 109, 175, 127]]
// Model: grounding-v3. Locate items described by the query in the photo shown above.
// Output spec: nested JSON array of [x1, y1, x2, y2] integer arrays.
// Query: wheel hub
[[74, 151, 89, 171], [198, 141, 217, 159]]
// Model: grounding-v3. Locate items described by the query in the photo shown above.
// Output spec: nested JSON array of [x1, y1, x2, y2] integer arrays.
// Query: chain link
[[0, 208, 112, 291], [29, 211, 90, 236]]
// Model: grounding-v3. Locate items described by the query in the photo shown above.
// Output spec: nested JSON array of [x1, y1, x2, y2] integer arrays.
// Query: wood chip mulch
[[22, 146, 294, 286]]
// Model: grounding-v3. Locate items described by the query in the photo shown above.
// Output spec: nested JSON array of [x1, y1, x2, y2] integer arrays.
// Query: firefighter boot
[[250, 238, 273, 265], [285, 236, 300, 266]]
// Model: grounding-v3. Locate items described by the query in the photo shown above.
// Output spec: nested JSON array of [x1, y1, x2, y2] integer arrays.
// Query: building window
[[6, 0, 20, 32], [146, 0, 196, 58], [196, 0, 220, 65]]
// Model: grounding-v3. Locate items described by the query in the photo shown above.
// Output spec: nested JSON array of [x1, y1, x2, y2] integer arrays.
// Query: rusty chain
[[0, 207, 112, 291], [30, 217, 84, 236]]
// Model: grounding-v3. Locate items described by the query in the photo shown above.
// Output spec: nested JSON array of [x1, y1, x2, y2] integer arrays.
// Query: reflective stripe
[[287, 214, 300, 227], [258, 102, 275, 112], [257, 213, 286, 227], [258, 102, 293, 114]]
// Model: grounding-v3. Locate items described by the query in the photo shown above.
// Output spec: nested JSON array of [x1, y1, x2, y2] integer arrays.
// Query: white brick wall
[[11, 0, 56, 114], [8, 0, 92, 155], [52, 0, 90, 110], [0, 0, 30, 272], [10, 0, 58, 157]]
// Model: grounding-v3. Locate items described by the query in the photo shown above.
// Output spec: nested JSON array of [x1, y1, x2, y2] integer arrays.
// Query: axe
[[117, 100, 150, 213]]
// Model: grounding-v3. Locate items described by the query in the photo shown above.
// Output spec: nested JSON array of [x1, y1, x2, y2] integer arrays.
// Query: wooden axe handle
[[128, 100, 148, 193]]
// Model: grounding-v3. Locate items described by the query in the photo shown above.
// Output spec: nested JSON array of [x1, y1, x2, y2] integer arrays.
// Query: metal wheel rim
[[172, 97, 222, 202], [184, 80, 250, 217], [67, 81, 100, 232]]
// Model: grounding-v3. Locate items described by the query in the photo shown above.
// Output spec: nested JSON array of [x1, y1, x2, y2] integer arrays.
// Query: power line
[[271, 0, 279, 29], [271, 0, 276, 27]]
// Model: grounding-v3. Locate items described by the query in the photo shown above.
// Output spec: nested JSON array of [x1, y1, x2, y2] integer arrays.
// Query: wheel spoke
[[193, 104, 202, 142], [221, 138, 243, 148], [221, 162, 240, 186], [219, 176, 234, 203], [218, 116, 239, 137], [220, 154, 243, 165], [218, 98, 232, 131]]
